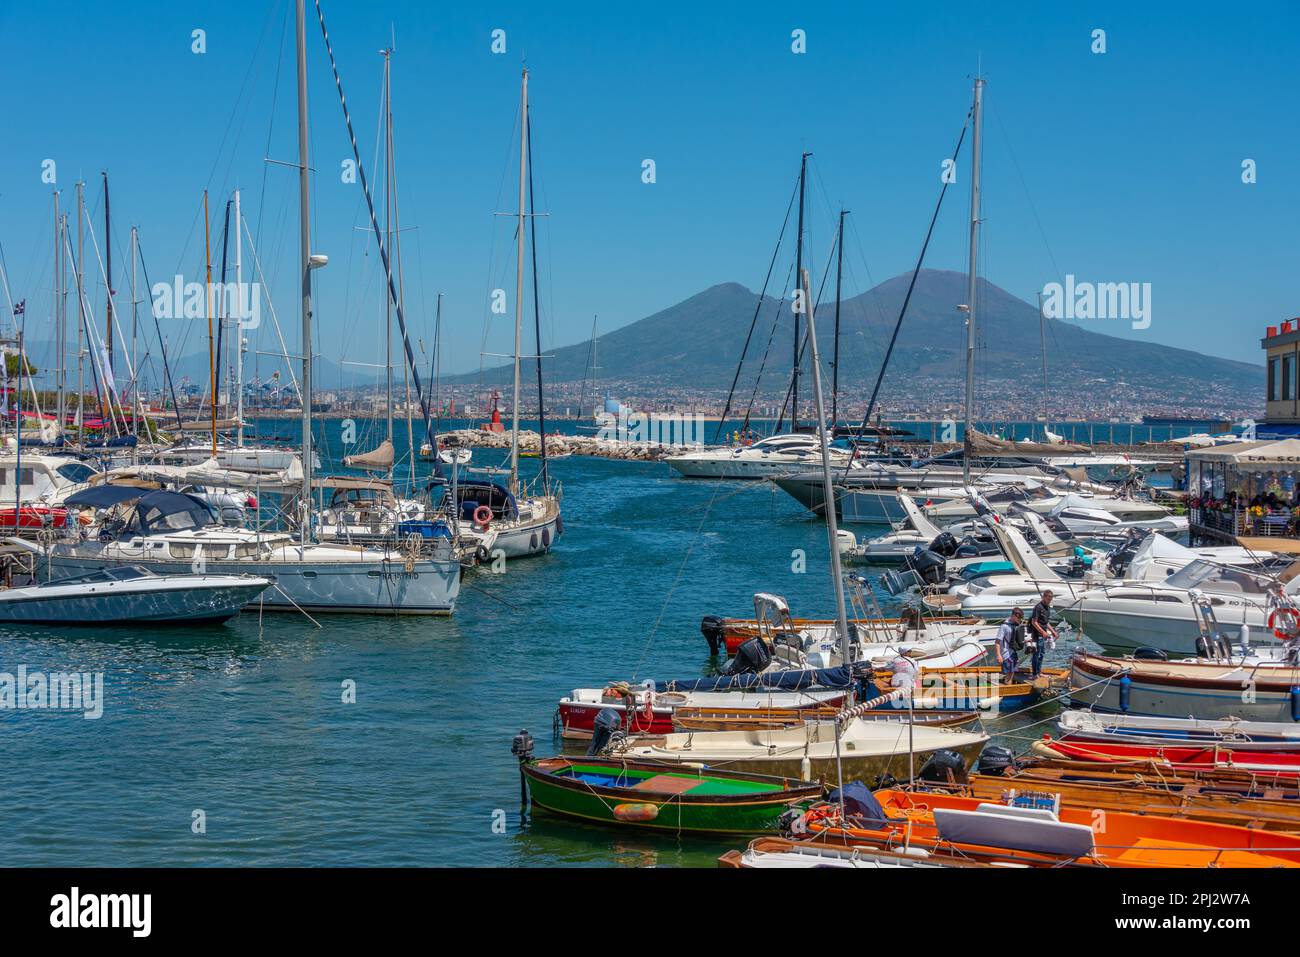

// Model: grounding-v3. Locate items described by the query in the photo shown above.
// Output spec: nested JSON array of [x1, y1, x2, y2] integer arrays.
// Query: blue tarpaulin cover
[[64, 485, 148, 508], [826, 781, 889, 824]]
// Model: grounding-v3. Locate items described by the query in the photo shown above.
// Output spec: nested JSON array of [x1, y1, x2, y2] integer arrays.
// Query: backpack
[[1008, 621, 1026, 653]]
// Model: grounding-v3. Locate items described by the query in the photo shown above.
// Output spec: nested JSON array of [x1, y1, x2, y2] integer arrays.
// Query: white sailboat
[[22, 0, 462, 615], [447, 68, 562, 560]]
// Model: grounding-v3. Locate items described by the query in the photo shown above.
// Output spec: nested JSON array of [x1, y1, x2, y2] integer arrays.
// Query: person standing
[[1027, 590, 1059, 678], [995, 607, 1025, 681]]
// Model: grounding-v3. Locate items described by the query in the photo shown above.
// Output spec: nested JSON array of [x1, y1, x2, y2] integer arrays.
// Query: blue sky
[[0, 0, 1296, 387]]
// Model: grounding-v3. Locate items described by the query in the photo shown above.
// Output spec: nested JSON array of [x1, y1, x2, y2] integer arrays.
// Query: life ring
[[1270, 607, 1300, 640], [473, 505, 492, 530]]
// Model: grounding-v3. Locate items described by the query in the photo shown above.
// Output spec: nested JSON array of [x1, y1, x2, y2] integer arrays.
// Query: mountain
[[450, 269, 1262, 409]]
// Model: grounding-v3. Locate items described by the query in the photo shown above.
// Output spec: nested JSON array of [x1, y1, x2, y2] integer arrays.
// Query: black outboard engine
[[903, 547, 948, 587], [1132, 646, 1169, 661], [725, 637, 772, 676], [976, 745, 1017, 776], [587, 707, 626, 756], [928, 531, 960, 558], [700, 615, 726, 655], [917, 749, 967, 785]]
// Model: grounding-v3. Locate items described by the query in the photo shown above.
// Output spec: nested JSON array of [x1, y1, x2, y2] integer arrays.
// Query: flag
[[12, 299, 24, 316]]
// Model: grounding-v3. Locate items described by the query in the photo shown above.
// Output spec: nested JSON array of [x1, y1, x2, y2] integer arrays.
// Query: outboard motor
[[976, 745, 1017, 776], [699, 615, 726, 655], [903, 547, 948, 587], [1132, 646, 1169, 661], [880, 568, 919, 596], [928, 531, 960, 558], [917, 749, 968, 785], [587, 707, 626, 756], [725, 637, 772, 676]]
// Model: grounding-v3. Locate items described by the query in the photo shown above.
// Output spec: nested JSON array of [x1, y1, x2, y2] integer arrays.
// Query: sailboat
[[23, 0, 462, 615], [444, 69, 562, 560]]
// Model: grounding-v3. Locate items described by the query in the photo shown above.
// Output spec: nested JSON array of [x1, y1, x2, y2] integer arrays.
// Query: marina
[[0, 3, 1297, 932]]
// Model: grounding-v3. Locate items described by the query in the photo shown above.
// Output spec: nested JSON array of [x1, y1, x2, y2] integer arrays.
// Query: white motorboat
[[1058, 559, 1300, 653], [665, 433, 853, 480], [0, 565, 271, 624], [1057, 710, 1300, 750]]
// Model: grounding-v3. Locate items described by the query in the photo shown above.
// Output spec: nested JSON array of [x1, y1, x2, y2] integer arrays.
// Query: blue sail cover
[[654, 665, 852, 694]]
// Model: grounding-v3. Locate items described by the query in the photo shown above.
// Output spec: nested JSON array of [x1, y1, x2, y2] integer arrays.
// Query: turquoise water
[[1, 437, 1076, 867]]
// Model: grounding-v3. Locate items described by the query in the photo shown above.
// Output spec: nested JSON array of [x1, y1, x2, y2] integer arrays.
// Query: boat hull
[[523, 758, 822, 834], [37, 552, 460, 615], [1068, 655, 1300, 722], [0, 579, 269, 624]]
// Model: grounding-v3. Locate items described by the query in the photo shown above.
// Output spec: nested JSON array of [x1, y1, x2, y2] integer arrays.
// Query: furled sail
[[343, 439, 394, 471], [965, 428, 1090, 457]]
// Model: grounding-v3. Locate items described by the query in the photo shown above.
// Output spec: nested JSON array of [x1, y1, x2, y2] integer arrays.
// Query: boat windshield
[[1164, 560, 1274, 596], [46, 566, 155, 587]]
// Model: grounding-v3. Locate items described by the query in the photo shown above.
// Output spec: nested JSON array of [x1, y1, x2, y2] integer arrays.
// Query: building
[[1262, 319, 1300, 434]]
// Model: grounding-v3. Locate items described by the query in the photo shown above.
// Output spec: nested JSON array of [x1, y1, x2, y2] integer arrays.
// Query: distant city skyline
[[1, 0, 1295, 400]]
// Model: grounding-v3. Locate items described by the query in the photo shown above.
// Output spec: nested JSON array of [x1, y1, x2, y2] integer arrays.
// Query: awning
[[64, 484, 148, 509], [1188, 439, 1300, 465]]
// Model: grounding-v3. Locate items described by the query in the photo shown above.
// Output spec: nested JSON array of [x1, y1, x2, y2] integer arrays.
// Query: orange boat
[[801, 788, 1300, 867]]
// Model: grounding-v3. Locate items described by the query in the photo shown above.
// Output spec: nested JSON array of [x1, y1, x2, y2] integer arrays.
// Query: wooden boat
[[949, 769, 1300, 832], [1069, 649, 1300, 722], [672, 705, 980, 733], [522, 756, 823, 834], [556, 685, 849, 740], [611, 718, 989, 782], [865, 666, 1067, 713], [801, 788, 1300, 867], [709, 615, 989, 657], [718, 836, 994, 868], [1032, 735, 1300, 776], [1059, 710, 1300, 751]]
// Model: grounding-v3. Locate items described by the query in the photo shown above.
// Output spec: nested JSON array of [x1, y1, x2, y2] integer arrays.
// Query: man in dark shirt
[[1027, 590, 1058, 678]]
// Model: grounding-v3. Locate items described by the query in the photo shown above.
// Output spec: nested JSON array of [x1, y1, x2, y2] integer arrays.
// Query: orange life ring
[[1270, 607, 1300, 640], [473, 505, 492, 530]]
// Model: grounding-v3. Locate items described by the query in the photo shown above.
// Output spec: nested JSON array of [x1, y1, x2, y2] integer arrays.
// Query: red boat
[[556, 684, 849, 739], [1034, 735, 1300, 776], [0, 505, 69, 529]]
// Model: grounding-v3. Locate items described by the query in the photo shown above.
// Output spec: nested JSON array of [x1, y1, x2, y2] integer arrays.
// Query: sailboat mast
[[525, 99, 548, 491], [234, 188, 245, 447], [130, 224, 138, 438], [53, 190, 64, 436], [801, 267, 850, 664], [103, 171, 113, 387], [75, 181, 85, 435], [1037, 291, 1048, 438], [962, 77, 984, 486], [204, 191, 217, 458], [295, 0, 314, 545], [832, 208, 846, 426], [510, 67, 528, 495], [792, 151, 809, 433], [382, 48, 394, 458]]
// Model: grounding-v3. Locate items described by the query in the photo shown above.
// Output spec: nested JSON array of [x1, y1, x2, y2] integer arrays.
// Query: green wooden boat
[[523, 756, 825, 834]]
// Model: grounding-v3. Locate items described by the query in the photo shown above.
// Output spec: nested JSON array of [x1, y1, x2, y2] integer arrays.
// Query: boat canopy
[[448, 480, 517, 520], [655, 665, 853, 694], [65, 484, 148, 509], [128, 491, 217, 535]]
